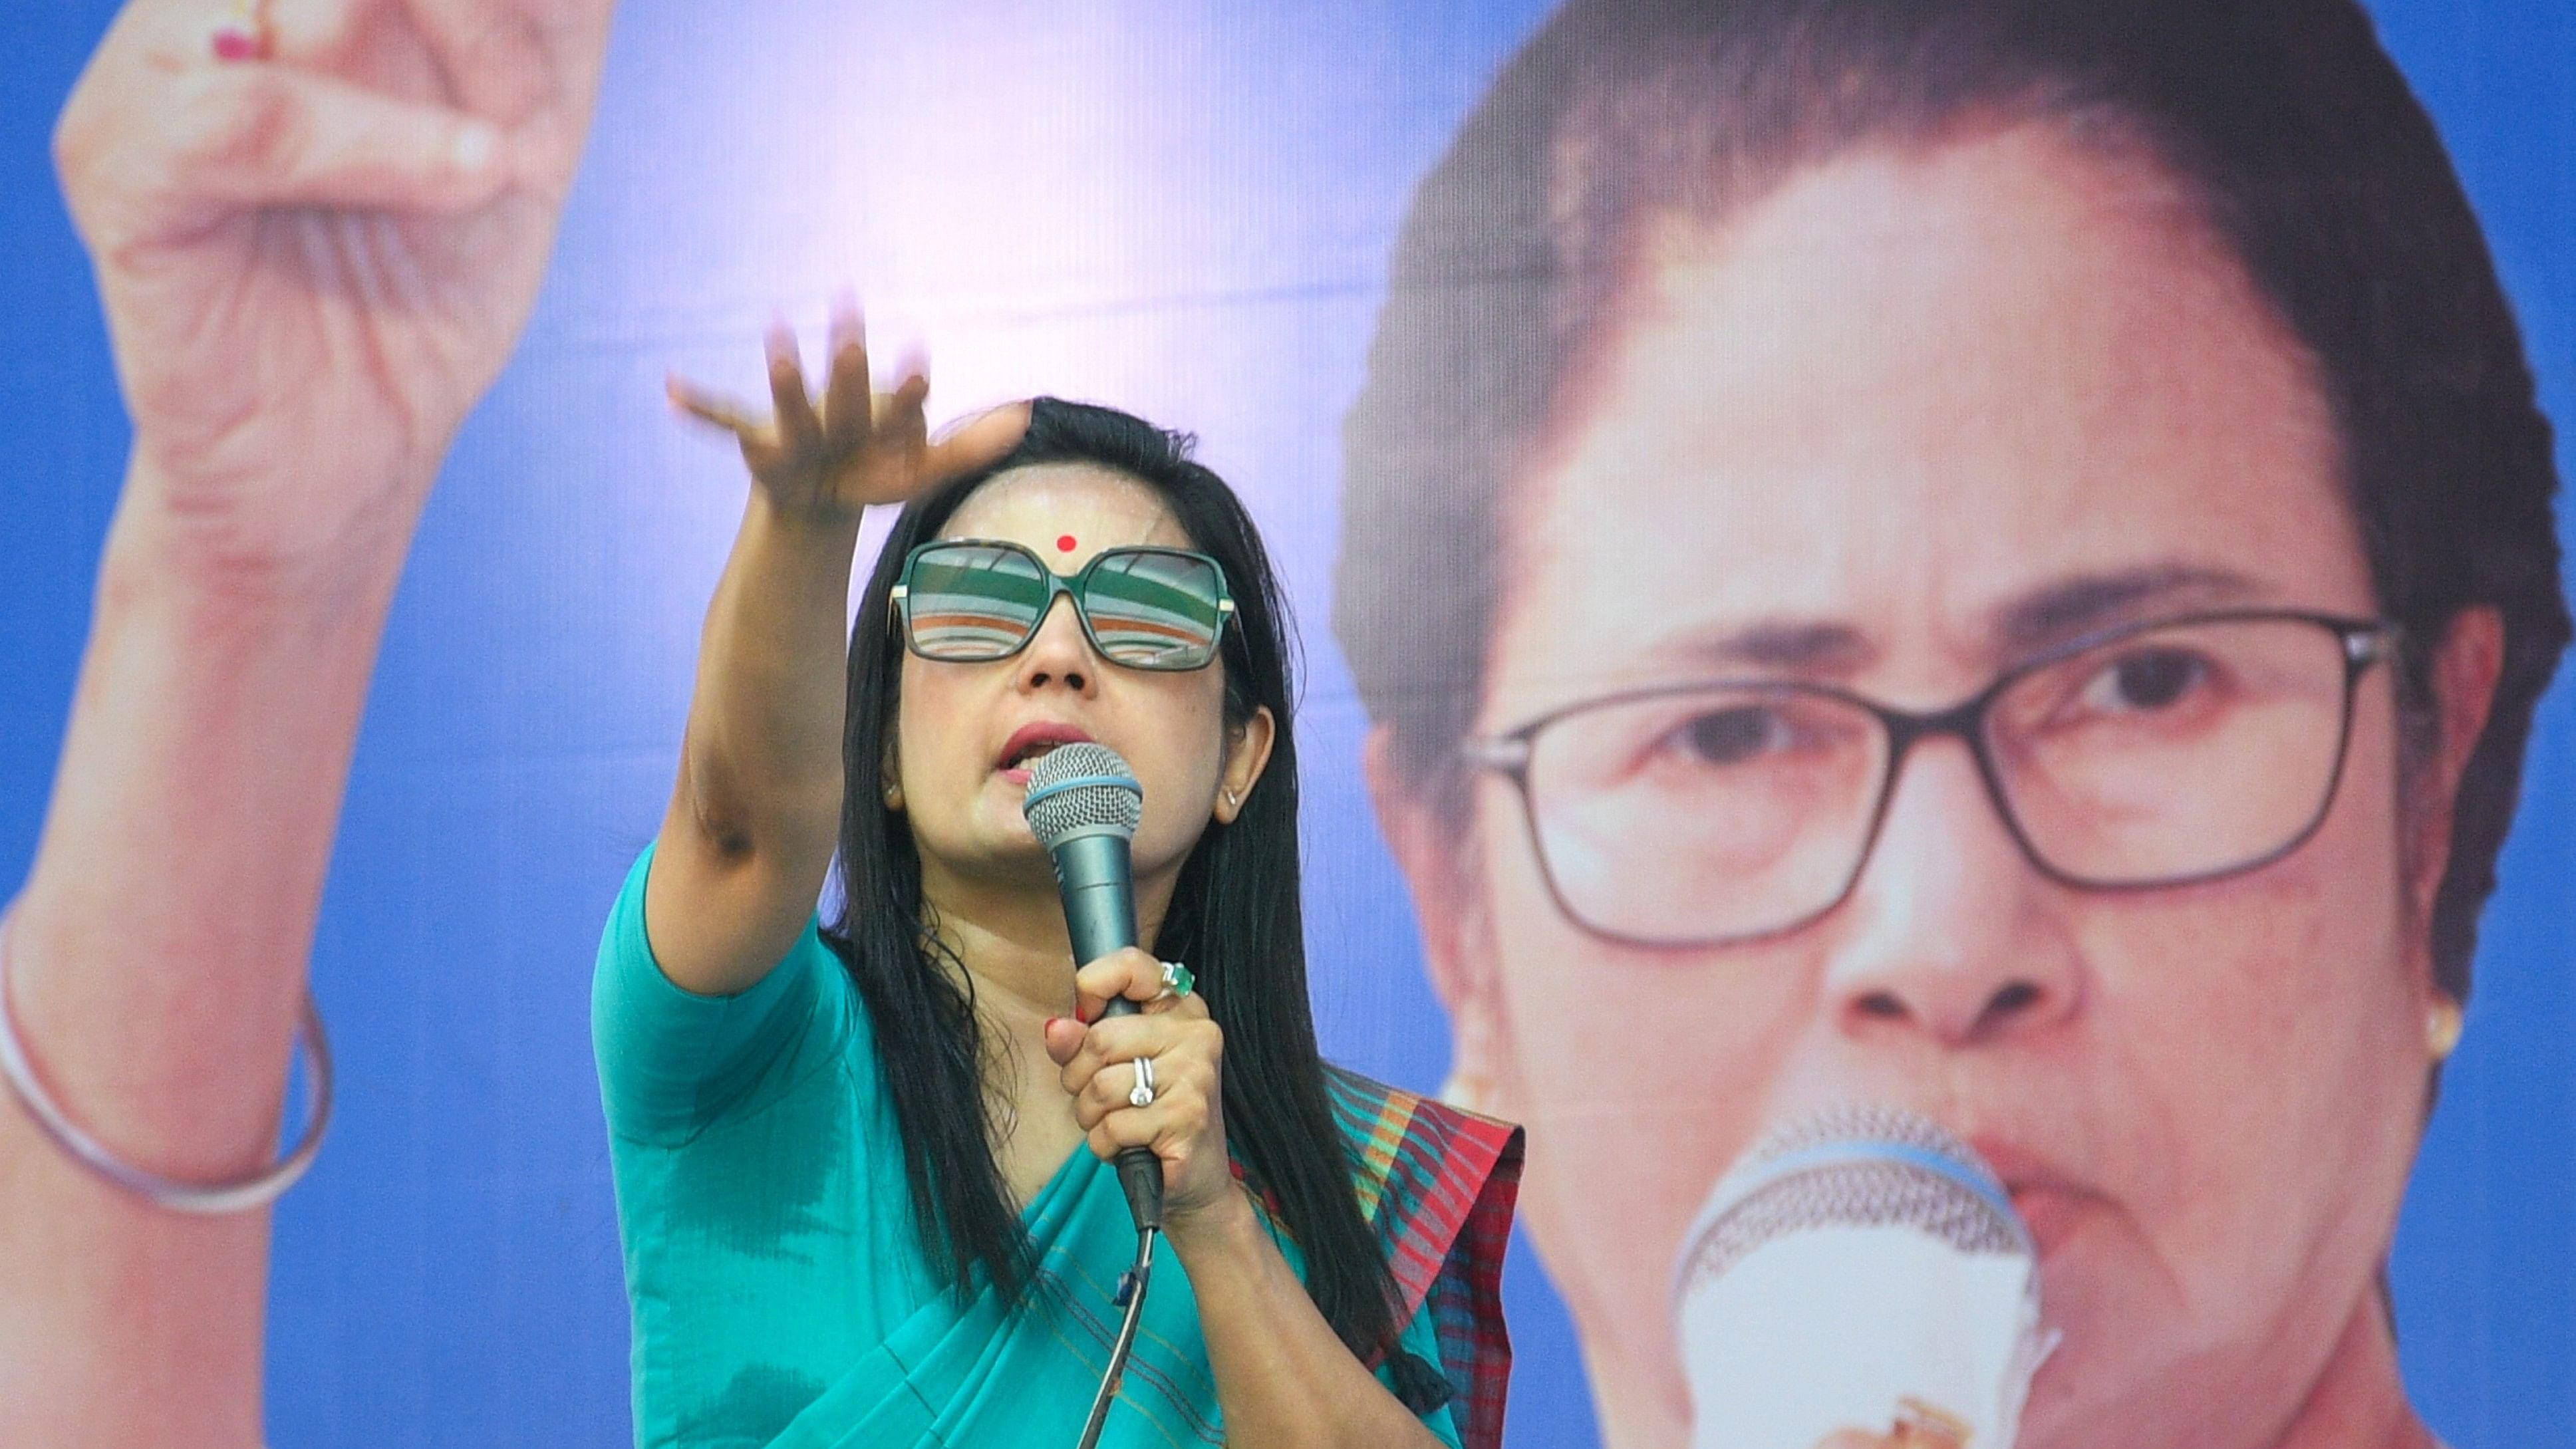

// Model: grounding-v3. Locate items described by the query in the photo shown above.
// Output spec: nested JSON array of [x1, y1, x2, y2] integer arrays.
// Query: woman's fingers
[[1071, 947, 1168, 1021], [670, 318, 1023, 512], [923, 401, 1033, 481], [764, 325, 823, 458], [396, 0, 557, 124], [1085, 1083, 1213, 1164], [62, 63, 508, 245], [876, 372, 932, 469], [819, 303, 874, 453], [1040, 1014, 1087, 1069], [665, 375, 763, 438], [1056, 1009, 1218, 1102], [1070, 1037, 1217, 1124]]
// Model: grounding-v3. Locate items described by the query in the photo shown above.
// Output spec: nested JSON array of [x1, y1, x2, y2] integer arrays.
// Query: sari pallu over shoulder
[[1314, 1066, 1524, 1449]]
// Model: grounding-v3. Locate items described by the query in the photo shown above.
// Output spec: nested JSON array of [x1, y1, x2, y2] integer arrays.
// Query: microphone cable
[[1073, 1226, 1158, 1449]]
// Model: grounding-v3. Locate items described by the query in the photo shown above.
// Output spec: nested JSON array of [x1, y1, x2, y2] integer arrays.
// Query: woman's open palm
[[668, 307, 1032, 527], [55, 0, 618, 569]]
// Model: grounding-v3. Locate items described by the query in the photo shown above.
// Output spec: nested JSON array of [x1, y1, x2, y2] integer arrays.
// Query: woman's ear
[[1364, 725, 1506, 1115], [880, 735, 905, 813], [1213, 706, 1276, 824], [2403, 606, 2504, 986]]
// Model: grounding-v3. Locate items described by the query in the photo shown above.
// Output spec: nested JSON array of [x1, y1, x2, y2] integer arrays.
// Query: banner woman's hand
[[11, 7, 619, 1447], [668, 302, 1031, 528], [53, 0, 618, 581]]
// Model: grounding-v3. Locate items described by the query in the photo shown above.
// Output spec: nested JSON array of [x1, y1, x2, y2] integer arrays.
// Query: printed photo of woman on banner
[[1338, 2, 2567, 1447]]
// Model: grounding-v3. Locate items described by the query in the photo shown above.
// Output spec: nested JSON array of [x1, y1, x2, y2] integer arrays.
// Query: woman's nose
[[1015, 594, 1099, 695], [1818, 733, 2082, 1048]]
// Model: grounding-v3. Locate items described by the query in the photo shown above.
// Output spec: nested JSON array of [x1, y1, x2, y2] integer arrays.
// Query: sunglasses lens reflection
[[906, 543, 1051, 660], [1081, 551, 1225, 668]]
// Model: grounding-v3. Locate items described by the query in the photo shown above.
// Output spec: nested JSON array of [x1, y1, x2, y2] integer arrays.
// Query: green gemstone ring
[[1158, 960, 1195, 999]]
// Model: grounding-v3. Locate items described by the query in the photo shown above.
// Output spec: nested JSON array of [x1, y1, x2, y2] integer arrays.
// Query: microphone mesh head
[[1021, 742, 1144, 847], [1673, 1104, 2030, 1302]]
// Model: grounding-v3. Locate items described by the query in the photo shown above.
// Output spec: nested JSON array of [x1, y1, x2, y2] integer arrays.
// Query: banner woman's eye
[[1679, 705, 1784, 766], [2090, 648, 2206, 713]]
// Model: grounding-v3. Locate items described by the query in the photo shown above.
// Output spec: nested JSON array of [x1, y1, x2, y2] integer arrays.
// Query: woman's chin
[[2012, 1239, 2191, 1449]]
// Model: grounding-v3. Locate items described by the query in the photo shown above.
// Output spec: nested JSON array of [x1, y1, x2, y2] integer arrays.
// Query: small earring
[[2427, 998, 2464, 1061], [1437, 1071, 1489, 1114], [882, 783, 903, 809], [1224, 789, 1240, 809]]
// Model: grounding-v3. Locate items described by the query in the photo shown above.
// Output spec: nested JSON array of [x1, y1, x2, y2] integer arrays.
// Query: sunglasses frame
[[890, 538, 1237, 672]]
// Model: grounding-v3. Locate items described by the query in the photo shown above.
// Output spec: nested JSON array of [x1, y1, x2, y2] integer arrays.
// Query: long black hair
[[825, 397, 1403, 1360]]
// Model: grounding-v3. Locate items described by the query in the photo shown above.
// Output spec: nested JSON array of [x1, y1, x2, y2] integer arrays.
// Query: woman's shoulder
[[592, 844, 867, 1143]]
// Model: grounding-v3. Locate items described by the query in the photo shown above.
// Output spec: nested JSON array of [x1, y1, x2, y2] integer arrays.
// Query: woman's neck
[[2271, 1289, 2436, 1449], [913, 855, 1179, 1021]]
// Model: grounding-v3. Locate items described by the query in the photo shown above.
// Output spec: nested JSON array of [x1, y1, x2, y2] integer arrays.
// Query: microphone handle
[[1050, 830, 1163, 1231]]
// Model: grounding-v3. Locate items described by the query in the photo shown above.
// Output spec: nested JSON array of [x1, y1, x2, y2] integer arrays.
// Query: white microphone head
[[1671, 1105, 2051, 1449], [1021, 742, 1144, 849]]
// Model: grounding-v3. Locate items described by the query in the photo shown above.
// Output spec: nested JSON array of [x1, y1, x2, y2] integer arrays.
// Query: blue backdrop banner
[[1, 3, 2567, 1446]]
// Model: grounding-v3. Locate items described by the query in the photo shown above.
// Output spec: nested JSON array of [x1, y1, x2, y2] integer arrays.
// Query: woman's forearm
[[1, 467, 418, 1448], [674, 491, 862, 856], [646, 489, 864, 991], [1170, 1192, 1449, 1449]]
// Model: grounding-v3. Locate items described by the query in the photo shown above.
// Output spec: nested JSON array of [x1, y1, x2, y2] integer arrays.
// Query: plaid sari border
[[1322, 1065, 1524, 1449]]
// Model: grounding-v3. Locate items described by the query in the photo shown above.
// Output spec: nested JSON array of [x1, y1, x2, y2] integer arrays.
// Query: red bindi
[[1056, 535, 1078, 553]]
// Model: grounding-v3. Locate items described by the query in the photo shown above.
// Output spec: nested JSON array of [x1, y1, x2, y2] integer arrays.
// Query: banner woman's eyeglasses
[[1465, 610, 2397, 948]]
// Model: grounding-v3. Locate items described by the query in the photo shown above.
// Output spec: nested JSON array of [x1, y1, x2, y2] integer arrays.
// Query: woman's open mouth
[[996, 722, 1097, 784]]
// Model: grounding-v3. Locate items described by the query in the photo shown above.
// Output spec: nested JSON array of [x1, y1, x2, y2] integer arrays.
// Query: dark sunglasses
[[891, 539, 1235, 671]]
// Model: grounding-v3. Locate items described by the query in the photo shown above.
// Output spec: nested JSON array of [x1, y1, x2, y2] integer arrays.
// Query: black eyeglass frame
[[1463, 607, 2399, 950], [889, 538, 1238, 672]]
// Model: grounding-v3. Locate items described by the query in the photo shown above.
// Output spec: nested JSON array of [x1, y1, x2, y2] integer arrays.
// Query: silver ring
[[1127, 1055, 1156, 1109]]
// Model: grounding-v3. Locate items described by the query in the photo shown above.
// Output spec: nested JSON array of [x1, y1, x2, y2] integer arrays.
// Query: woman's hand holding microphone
[[1046, 948, 1237, 1234]]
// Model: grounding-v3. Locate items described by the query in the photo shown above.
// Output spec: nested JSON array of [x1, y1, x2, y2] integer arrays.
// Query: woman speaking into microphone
[[591, 316, 1518, 1448]]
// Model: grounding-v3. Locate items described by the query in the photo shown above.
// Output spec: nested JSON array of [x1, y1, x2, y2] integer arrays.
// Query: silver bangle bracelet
[[0, 909, 332, 1214]]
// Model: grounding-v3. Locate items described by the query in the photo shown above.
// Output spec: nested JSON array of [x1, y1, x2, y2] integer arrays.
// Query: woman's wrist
[[743, 482, 869, 549], [1161, 1178, 1268, 1268], [107, 452, 428, 613]]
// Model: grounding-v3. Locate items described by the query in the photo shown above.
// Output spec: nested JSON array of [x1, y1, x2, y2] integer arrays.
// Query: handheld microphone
[[1022, 741, 1162, 1231], [1670, 1105, 2053, 1449]]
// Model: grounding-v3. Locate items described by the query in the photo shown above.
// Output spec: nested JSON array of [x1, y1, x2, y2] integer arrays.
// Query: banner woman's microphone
[[1671, 1105, 2056, 1449]]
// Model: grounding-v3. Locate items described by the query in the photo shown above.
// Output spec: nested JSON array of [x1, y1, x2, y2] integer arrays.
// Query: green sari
[[593, 847, 1520, 1448]]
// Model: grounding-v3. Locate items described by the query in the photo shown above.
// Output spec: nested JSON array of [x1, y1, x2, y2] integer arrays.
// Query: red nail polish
[[1044, 1017, 1065, 1033], [211, 25, 265, 62]]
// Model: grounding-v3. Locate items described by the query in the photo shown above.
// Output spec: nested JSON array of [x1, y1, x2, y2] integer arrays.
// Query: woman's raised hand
[[1046, 948, 1236, 1229], [668, 303, 1032, 527], [54, 0, 618, 579]]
